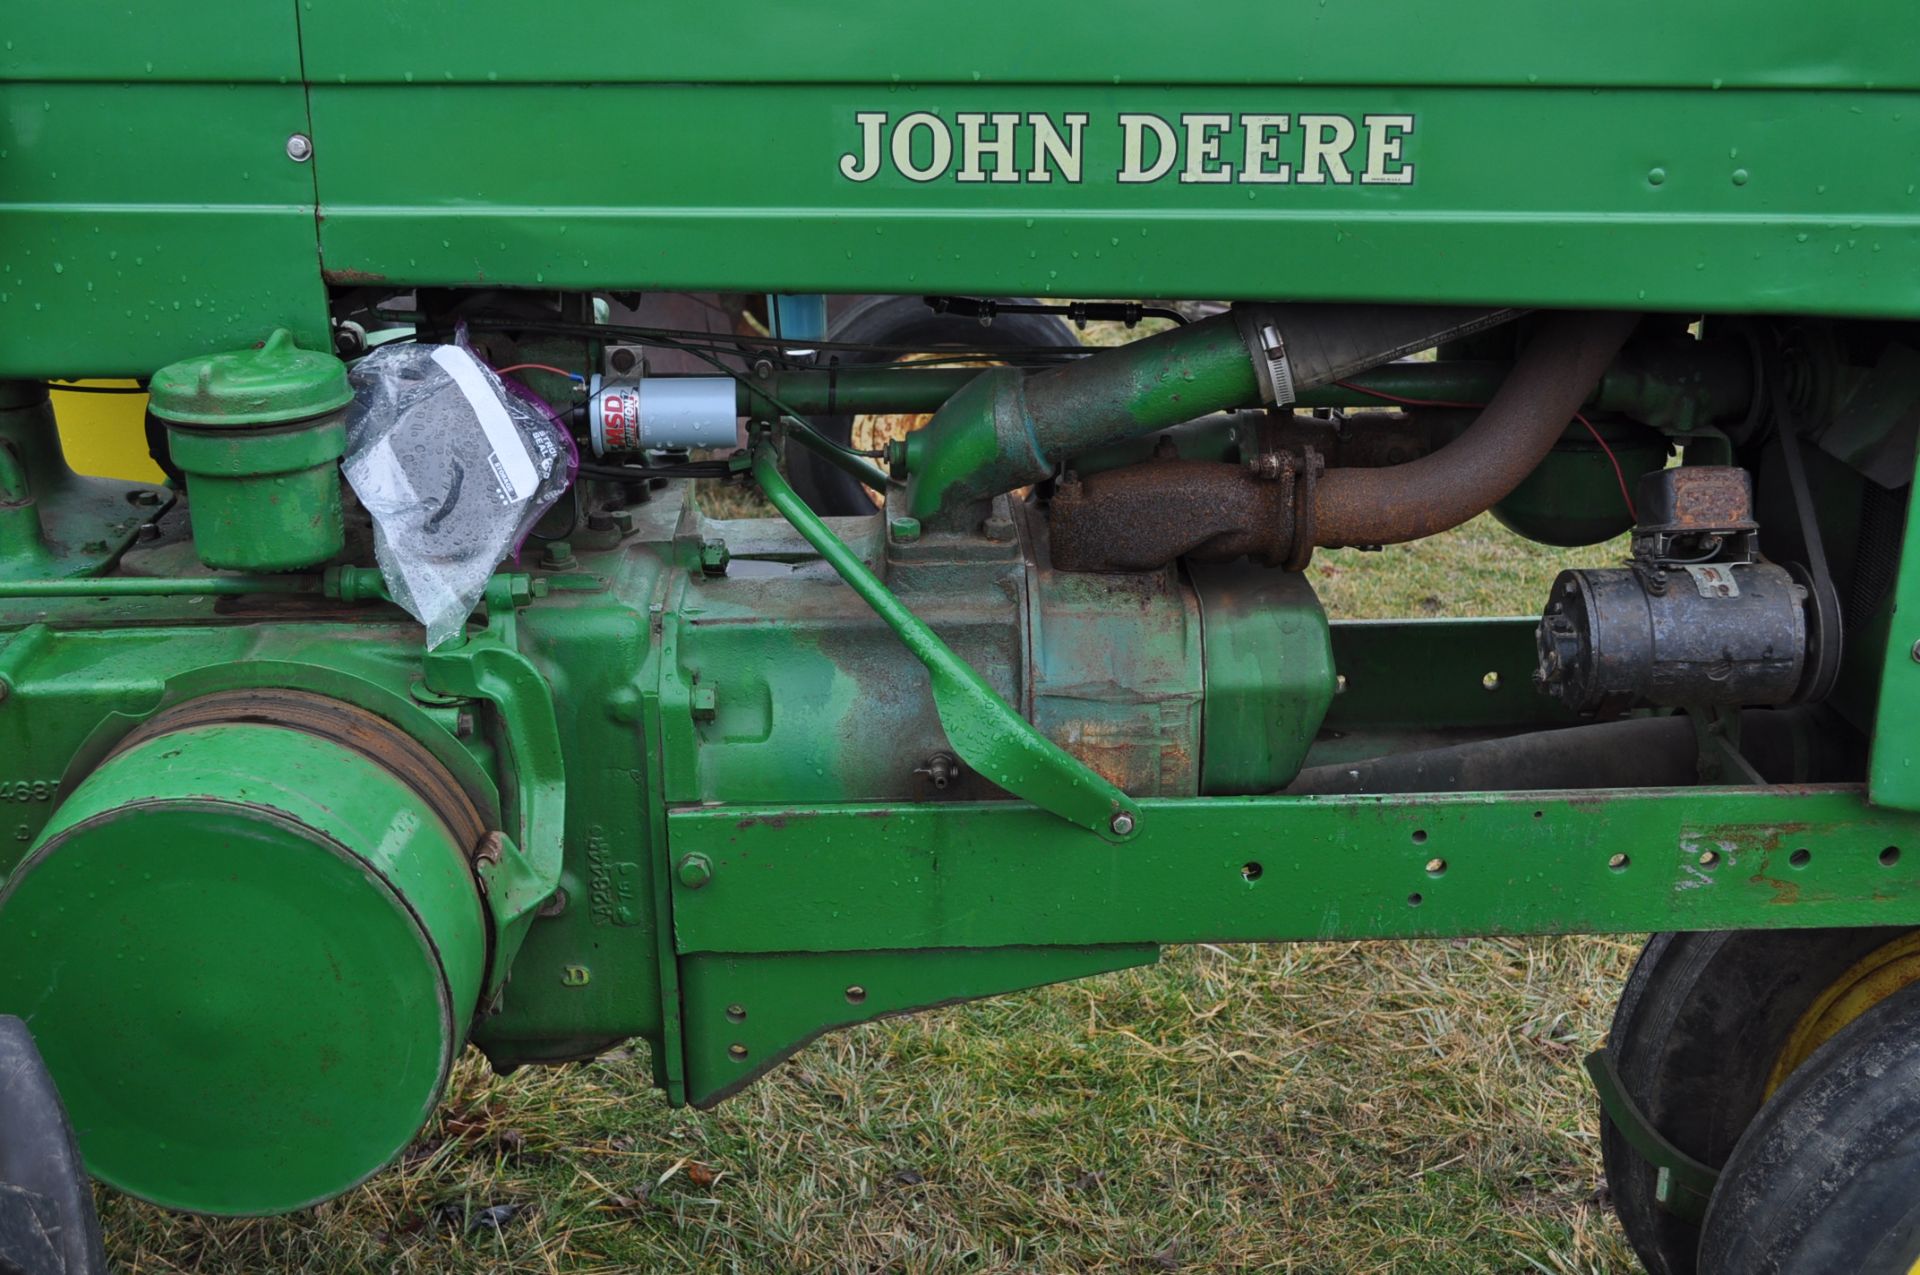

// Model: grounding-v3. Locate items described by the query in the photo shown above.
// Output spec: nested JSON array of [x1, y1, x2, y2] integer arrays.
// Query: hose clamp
[[1234, 309, 1297, 408]]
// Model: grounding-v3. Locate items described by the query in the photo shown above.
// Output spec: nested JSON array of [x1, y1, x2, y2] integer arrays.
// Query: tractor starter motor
[[1534, 466, 1815, 715]]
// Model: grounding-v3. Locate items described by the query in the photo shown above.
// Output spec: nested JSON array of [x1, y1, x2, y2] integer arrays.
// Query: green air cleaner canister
[[0, 693, 487, 1215], [149, 329, 353, 571]]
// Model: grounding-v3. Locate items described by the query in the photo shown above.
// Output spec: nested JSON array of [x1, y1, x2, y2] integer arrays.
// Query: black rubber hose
[[1285, 709, 1841, 795]]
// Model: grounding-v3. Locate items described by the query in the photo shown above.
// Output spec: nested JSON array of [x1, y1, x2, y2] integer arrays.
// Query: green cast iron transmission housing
[[150, 330, 353, 572], [0, 695, 486, 1215]]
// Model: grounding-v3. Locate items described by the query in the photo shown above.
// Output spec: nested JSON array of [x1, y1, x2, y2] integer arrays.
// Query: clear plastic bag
[[342, 338, 574, 648]]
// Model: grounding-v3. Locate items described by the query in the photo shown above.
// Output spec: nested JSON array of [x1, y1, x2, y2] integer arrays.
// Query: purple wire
[[496, 374, 581, 477]]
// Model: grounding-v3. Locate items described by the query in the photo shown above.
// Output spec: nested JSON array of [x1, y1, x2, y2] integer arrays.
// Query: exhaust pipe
[[1048, 310, 1640, 571]]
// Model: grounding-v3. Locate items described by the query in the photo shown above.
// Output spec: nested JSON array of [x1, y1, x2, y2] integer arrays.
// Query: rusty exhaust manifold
[[1048, 310, 1640, 573]]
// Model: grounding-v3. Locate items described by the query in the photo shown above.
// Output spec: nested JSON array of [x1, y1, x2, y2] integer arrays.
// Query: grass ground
[[99, 514, 1648, 1274]]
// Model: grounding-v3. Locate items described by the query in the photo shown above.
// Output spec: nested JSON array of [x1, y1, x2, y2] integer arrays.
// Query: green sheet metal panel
[[304, 81, 1920, 315], [1870, 446, 1920, 808], [294, 0, 1920, 90], [0, 5, 327, 377], [1, 0, 305, 81], [8, 0, 1920, 379], [298, 0, 1920, 315]]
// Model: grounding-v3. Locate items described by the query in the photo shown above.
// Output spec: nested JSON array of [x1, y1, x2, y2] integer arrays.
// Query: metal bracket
[[752, 443, 1139, 841], [422, 574, 567, 994], [1690, 705, 1766, 786], [1585, 1048, 1720, 1224]]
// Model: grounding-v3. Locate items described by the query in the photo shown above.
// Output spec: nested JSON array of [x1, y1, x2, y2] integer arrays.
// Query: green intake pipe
[[742, 367, 982, 418], [895, 305, 1515, 522], [735, 349, 1750, 427]]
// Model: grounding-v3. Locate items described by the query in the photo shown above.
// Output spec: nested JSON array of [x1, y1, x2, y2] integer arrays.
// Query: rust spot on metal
[[1049, 459, 1294, 572], [734, 814, 789, 831], [323, 267, 390, 285], [106, 688, 488, 850], [1059, 728, 1158, 792], [1661, 465, 1755, 530], [1046, 313, 1637, 571]]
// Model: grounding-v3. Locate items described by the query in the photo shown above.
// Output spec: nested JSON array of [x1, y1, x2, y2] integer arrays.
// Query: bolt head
[[1110, 811, 1136, 837], [676, 853, 714, 889], [285, 133, 313, 163], [1911, 639, 1920, 664]]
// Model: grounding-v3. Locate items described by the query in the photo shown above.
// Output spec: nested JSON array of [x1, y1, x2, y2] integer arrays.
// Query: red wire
[[1573, 411, 1638, 522], [1329, 381, 1482, 412], [494, 362, 581, 380], [1331, 380, 1637, 522]]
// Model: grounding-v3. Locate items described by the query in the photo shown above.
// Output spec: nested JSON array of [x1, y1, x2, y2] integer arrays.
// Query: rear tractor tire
[[1598, 927, 1920, 1274], [1698, 975, 1920, 1273]]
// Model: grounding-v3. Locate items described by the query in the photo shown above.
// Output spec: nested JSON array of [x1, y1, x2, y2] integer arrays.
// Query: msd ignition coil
[[587, 370, 741, 456]]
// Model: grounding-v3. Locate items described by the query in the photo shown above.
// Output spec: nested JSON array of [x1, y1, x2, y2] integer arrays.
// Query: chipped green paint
[[753, 443, 1139, 839], [666, 788, 1920, 956]]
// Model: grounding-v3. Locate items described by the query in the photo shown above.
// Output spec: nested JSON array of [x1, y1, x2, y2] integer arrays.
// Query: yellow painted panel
[[50, 383, 166, 482]]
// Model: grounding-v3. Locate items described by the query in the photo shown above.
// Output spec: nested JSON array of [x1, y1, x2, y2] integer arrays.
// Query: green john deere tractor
[[6, 4, 1920, 1272]]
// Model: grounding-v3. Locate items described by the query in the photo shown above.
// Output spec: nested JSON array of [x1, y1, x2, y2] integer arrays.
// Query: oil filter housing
[[149, 329, 353, 572], [1534, 466, 1814, 715]]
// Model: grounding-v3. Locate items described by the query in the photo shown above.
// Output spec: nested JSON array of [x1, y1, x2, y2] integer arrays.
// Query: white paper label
[[429, 345, 537, 502]]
